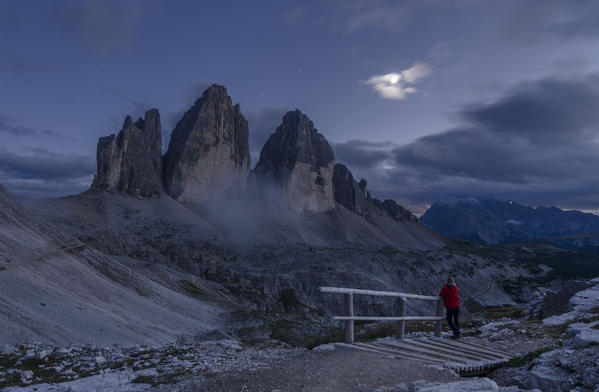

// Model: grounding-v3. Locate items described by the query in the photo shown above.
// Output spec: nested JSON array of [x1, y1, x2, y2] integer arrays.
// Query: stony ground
[[1, 271, 597, 392], [182, 345, 457, 392], [1, 312, 596, 392]]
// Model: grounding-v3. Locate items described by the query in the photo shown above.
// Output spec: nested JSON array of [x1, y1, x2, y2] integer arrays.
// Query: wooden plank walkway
[[336, 337, 513, 375]]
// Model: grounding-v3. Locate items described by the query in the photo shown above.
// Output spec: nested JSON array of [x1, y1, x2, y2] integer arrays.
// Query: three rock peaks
[[91, 84, 415, 220]]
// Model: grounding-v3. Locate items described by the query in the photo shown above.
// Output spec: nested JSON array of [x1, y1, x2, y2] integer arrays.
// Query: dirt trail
[[173, 346, 458, 392]]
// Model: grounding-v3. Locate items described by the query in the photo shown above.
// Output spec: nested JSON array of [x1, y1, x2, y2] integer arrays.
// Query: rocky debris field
[[490, 277, 599, 392], [3, 278, 597, 392], [0, 338, 301, 391]]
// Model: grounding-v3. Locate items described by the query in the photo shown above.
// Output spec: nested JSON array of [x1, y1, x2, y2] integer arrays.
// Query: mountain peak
[[422, 197, 599, 243], [253, 110, 335, 212], [163, 84, 250, 202], [91, 109, 163, 198]]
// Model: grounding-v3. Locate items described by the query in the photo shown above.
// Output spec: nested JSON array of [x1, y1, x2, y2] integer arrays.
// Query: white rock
[[542, 311, 579, 326], [19, 370, 34, 383], [312, 343, 336, 352], [566, 321, 599, 347]]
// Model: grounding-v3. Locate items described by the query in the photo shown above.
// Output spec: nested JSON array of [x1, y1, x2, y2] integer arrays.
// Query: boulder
[[163, 84, 250, 202], [253, 110, 335, 212], [90, 109, 162, 198]]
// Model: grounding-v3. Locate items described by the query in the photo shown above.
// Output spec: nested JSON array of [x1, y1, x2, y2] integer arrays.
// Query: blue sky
[[2, 0, 599, 213]]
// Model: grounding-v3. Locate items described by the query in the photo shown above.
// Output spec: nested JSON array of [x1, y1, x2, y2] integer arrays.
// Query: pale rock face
[[163, 84, 250, 202], [91, 109, 162, 199], [253, 110, 335, 212], [284, 161, 335, 212]]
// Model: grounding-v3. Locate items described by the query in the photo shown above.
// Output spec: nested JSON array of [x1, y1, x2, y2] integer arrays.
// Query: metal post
[[434, 299, 444, 337], [397, 297, 407, 340], [344, 293, 354, 343]]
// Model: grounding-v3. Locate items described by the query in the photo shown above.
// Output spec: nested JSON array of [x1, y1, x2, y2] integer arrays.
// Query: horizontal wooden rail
[[320, 286, 444, 343], [320, 287, 438, 301], [334, 316, 443, 321]]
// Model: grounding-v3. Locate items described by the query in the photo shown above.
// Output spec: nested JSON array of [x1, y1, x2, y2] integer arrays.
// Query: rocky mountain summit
[[163, 84, 250, 202], [332, 163, 417, 222], [253, 109, 336, 212], [421, 196, 599, 244], [88, 84, 420, 229], [91, 109, 163, 198]]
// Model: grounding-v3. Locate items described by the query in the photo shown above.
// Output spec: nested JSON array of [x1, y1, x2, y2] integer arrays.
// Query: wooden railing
[[320, 287, 444, 343]]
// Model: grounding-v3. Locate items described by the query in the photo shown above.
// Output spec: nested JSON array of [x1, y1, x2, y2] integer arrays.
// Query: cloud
[[508, 0, 599, 44], [0, 148, 95, 180], [333, 140, 396, 169], [0, 148, 95, 198], [459, 77, 599, 141], [0, 115, 62, 138], [332, 0, 418, 32], [364, 63, 432, 100], [340, 75, 599, 210], [55, 0, 144, 54], [279, 6, 306, 25]]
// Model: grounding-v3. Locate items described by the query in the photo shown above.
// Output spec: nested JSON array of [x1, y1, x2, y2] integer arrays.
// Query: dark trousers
[[446, 307, 460, 335]]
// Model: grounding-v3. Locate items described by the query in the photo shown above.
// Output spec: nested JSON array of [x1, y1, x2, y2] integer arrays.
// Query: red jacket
[[439, 284, 460, 308]]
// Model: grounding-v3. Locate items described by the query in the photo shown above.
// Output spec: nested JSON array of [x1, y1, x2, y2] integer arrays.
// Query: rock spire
[[91, 109, 163, 198], [163, 84, 250, 202], [253, 110, 335, 212]]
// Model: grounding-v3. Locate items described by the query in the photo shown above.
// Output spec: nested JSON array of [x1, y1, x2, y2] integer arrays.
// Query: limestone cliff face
[[332, 163, 418, 221], [163, 84, 250, 202], [253, 110, 335, 212], [378, 199, 418, 222], [332, 163, 371, 216], [91, 109, 162, 198]]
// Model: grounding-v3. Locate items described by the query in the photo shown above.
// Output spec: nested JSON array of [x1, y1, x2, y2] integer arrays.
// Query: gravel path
[[172, 346, 459, 392]]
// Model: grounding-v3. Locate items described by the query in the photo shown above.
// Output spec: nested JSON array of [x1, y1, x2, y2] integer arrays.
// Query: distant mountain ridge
[[420, 196, 599, 244]]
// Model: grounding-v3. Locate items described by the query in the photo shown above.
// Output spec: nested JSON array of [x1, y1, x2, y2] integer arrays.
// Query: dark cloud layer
[[333, 140, 395, 169], [0, 149, 94, 180], [460, 77, 599, 141], [0, 115, 61, 138], [0, 149, 94, 198], [340, 75, 599, 210]]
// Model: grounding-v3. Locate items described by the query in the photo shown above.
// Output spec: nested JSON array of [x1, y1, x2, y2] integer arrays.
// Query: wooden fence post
[[344, 293, 354, 343], [397, 297, 407, 340], [434, 299, 444, 337]]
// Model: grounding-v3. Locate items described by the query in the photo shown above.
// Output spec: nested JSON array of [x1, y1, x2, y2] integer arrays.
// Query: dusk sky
[[2, 0, 599, 213]]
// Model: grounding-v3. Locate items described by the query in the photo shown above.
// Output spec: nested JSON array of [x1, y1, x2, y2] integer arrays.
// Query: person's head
[[447, 276, 455, 286]]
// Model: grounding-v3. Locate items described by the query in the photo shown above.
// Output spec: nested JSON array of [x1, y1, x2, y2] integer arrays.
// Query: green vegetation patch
[[482, 305, 526, 320], [504, 346, 555, 368]]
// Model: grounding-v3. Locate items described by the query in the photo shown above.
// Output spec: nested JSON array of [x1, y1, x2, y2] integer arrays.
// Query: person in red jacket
[[439, 276, 461, 338]]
